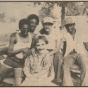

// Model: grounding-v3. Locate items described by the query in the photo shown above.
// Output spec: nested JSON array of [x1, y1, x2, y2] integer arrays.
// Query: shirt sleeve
[[56, 32, 64, 48]]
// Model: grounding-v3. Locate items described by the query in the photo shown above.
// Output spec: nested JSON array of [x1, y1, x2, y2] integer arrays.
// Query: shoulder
[[35, 32, 43, 38], [30, 32, 36, 39], [10, 32, 17, 37], [10, 33, 17, 43], [61, 37, 66, 41], [39, 28, 46, 34], [52, 32, 62, 40]]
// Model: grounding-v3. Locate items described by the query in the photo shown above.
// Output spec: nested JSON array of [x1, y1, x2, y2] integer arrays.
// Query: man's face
[[43, 23, 53, 33], [36, 39, 46, 54], [20, 24, 29, 36], [67, 24, 76, 34], [29, 19, 38, 32]]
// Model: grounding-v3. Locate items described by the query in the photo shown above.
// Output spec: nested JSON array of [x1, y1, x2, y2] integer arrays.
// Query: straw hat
[[63, 17, 75, 26]]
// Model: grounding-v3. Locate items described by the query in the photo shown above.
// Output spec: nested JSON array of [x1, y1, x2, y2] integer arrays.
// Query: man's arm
[[8, 36, 22, 57], [47, 37, 65, 56], [0, 47, 8, 55], [83, 42, 88, 51], [30, 33, 36, 49]]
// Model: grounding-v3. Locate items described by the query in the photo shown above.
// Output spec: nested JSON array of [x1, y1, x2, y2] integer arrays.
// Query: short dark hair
[[27, 14, 39, 25], [19, 19, 28, 29], [35, 36, 48, 45]]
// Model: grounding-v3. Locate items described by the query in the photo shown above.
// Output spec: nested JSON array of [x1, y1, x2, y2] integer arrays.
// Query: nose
[[31, 22, 36, 26], [38, 46, 43, 49], [25, 29, 28, 32], [45, 24, 49, 27], [45, 25, 49, 29]]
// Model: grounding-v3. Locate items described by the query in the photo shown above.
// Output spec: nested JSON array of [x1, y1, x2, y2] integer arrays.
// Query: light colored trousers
[[20, 72, 57, 86], [62, 53, 87, 86]]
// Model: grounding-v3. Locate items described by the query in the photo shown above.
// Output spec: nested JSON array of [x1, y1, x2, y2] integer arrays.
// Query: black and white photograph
[[0, 1, 88, 86]]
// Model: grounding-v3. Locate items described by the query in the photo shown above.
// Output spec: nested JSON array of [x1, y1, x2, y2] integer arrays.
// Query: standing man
[[62, 17, 86, 86], [38, 17, 63, 85]]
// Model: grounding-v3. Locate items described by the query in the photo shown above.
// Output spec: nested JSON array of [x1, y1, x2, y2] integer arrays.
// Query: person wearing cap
[[62, 17, 87, 86], [37, 17, 64, 85]]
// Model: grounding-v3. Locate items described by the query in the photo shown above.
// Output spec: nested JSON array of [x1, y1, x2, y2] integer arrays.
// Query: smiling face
[[43, 23, 53, 33], [65, 24, 76, 34], [36, 39, 47, 54], [20, 24, 29, 37], [29, 19, 38, 32]]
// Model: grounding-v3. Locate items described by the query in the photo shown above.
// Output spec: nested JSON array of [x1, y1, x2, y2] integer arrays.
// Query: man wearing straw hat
[[62, 17, 86, 86]]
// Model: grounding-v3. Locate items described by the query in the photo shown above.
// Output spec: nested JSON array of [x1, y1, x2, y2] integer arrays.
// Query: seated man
[[21, 36, 57, 86], [0, 47, 8, 63], [62, 17, 86, 86], [0, 18, 32, 86], [37, 17, 63, 85]]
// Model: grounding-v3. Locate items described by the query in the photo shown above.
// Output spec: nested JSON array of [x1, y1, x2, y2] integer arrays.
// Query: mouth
[[46, 29, 50, 31], [24, 32, 28, 35], [31, 26, 35, 29], [38, 49, 44, 51]]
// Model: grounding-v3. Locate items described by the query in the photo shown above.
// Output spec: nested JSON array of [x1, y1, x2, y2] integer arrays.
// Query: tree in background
[[0, 12, 6, 23], [33, 2, 88, 26]]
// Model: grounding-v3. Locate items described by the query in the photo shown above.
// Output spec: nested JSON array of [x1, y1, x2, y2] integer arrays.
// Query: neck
[[46, 31, 51, 35], [69, 32, 75, 40], [20, 33, 28, 38]]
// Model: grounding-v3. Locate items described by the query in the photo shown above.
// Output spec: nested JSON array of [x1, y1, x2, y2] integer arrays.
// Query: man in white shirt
[[38, 17, 63, 85], [62, 17, 86, 86]]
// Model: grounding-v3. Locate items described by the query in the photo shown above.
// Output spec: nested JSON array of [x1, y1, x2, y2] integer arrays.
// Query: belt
[[11, 56, 24, 63]]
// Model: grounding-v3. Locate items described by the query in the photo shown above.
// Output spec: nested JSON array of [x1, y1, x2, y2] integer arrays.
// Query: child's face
[[36, 39, 47, 54]]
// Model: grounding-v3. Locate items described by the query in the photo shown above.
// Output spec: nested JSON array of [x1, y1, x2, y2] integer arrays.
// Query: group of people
[[0, 14, 88, 86]]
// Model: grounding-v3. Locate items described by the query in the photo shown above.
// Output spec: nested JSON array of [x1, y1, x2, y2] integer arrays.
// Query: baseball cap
[[43, 17, 53, 24]]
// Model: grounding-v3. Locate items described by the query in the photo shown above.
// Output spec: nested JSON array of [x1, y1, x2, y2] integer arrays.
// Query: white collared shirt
[[64, 32, 76, 56], [64, 31, 86, 56], [37, 30, 63, 50]]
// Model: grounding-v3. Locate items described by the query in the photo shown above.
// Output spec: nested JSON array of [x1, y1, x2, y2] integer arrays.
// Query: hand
[[10, 32, 16, 37], [21, 48, 31, 58], [84, 42, 88, 51]]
